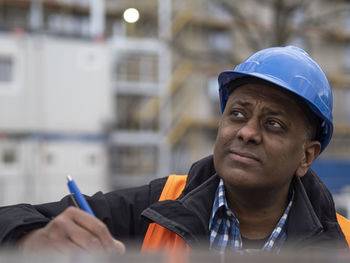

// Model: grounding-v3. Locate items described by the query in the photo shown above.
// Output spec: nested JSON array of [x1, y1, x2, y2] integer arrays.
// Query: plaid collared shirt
[[209, 179, 294, 254]]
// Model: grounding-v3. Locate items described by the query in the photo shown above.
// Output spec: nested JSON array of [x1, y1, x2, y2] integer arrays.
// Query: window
[[292, 9, 305, 27], [345, 89, 350, 123], [343, 43, 350, 73], [207, 2, 232, 21], [207, 77, 219, 101], [115, 53, 158, 83], [45, 153, 54, 165], [110, 145, 158, 175], [0, 56, 13, 83], [208, 31, 232, 52], [343, 4, 350, 33], [87, 153, 98, 166], [2, 148, 17, 165], [115, 94, 158, 131]]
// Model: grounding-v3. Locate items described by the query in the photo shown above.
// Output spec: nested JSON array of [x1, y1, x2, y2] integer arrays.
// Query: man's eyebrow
[[231, 100, 252, 107], [262, 108, 286, 116], [231, 99, 287, 116]]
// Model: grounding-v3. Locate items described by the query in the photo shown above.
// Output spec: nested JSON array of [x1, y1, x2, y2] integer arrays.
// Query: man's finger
[[112, 239, 126, 254], [52, 238, 83, 253], [65, 207, 125, 252], [65, 221, 104, 251]]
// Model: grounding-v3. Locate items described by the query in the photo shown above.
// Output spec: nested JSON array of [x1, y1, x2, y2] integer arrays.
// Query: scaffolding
[[0, 0, 350, 199]]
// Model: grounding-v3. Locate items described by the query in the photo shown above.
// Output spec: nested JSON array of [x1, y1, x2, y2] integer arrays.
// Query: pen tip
[[67, 175, 72, 181]]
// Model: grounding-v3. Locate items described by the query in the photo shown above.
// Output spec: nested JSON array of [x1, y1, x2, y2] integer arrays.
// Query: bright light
[[123, 8, 140, 23]]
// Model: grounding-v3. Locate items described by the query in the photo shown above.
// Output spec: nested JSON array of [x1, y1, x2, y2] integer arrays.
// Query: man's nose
[[237, 118, 262, 145]]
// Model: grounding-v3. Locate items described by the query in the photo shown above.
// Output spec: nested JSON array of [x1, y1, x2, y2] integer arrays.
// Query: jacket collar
[[141, 156, 218, 245], [142, 155, 346, 248], [285, 171, 347, 249], [285, 176, 324, 247]]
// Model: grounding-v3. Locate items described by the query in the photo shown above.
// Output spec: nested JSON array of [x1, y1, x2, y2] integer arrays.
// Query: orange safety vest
[[141, 174, 189, 252], [337, 213, 350, 247], [142, 175, 350, 252]]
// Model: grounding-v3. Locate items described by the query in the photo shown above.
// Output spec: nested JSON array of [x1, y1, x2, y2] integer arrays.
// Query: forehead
[[227, 83, 304, 113]]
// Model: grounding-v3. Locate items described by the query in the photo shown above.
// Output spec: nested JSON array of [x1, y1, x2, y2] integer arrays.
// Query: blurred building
[[0, 0, 349, 215], [0, 34, 111, 203]]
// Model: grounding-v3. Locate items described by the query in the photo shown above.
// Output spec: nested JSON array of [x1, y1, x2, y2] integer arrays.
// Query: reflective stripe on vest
[[141, 174, 189, 252], [141, 174, 350, 251]]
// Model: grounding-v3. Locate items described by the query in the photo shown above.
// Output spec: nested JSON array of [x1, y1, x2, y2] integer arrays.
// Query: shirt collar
[[209, 178, 294, 253], [209, 179, 236, 228]]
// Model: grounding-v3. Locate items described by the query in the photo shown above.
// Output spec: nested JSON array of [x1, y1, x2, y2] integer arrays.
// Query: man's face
[[213, 83, 316, 193]]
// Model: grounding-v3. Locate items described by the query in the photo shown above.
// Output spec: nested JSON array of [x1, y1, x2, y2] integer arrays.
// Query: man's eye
[[266, 119, 282, 128], [232, 110, 244, 118]]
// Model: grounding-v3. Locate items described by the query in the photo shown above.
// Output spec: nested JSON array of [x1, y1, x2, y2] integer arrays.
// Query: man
[[0, 46, 349, 254]]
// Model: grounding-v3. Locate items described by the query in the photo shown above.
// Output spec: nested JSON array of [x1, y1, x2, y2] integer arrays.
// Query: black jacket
[[0, 155, 347, 251]]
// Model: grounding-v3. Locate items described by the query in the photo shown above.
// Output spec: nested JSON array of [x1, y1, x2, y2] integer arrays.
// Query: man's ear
[[296, 141, 321, 178]]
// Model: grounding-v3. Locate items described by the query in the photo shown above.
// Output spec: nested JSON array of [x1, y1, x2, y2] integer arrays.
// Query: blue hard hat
[[218, 46, 333, 152]]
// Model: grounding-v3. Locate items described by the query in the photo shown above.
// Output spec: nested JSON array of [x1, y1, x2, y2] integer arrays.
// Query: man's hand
[[18, 207, 125, 253]]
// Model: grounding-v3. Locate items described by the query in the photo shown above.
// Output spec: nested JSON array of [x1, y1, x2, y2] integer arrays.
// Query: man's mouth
[[229, 150, 261, 164]]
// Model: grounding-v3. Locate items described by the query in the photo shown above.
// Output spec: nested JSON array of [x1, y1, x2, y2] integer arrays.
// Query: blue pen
[[67, 175, 95, 216]]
